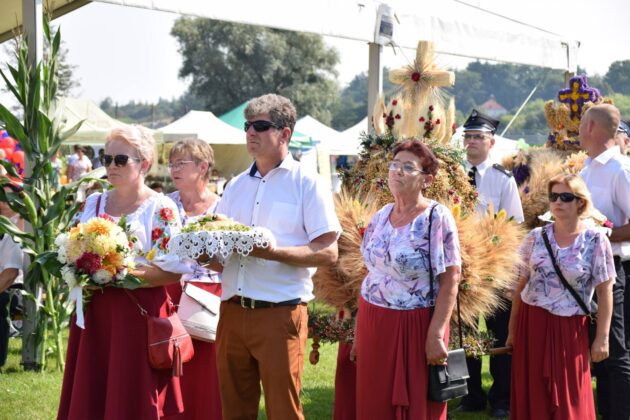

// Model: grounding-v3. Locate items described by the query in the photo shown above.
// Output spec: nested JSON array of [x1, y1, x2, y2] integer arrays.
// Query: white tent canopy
[[342, 117, 369, 151], [158, 110, 245, 144], [53, 96, 126, 144], [157, 110, 251, 177], [296, 115, 361, 156], [91, 0, 578, 71]]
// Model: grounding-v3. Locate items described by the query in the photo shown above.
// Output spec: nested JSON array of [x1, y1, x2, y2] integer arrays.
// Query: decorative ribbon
[[69, 286, 85, 329]]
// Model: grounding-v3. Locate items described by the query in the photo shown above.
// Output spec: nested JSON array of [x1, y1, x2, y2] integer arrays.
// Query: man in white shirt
[[214, 94, 340, 420], [616, 119, 629, 156], [458, 109, 524, 419], [579, 103, 630, 420]]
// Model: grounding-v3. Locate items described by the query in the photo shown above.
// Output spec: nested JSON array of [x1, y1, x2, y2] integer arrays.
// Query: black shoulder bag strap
[[541, 228, 591, 317], [428, 204, 463, 349]]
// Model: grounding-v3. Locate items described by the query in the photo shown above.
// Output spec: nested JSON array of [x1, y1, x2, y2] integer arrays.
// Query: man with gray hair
[[579, 103, 630, 420], [214, 94, 341, 419]]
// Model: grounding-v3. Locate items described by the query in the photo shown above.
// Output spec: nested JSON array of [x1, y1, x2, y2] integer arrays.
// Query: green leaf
[[115, 274, 144, 290], [59, 119, 84, 142], [32, 251, 63, 276], [0, 103, 28, 145], [52, 28, 61, 56], [0, 67, 21, 103], [0, 215, 35, 243]]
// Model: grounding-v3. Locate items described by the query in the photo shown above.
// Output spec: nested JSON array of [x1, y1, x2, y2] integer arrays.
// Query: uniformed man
[[615, 119, 629, 156], [457, 109, 524, 419]]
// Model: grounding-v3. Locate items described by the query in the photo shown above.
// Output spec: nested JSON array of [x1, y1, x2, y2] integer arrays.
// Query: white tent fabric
[[452, 127, 519, 161], [53, 96, 127, 144], [158, 110, 245, 144], [157, 110, 252, 177], [296, 116, 361, 156], [342, 117, 369, 151], [92, 0, 578, 71]]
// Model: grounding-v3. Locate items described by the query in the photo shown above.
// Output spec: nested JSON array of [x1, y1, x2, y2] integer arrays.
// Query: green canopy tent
[[219, 102, 313, 150]]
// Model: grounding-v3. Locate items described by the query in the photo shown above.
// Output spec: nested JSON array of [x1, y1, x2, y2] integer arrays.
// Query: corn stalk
[[0, 17, 97, 370]]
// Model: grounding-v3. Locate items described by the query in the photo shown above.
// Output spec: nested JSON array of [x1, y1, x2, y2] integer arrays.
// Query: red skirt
[[163, 282, 222, 420], [58, 287, 183, 420], [356, 297, 448, 420], [333, 342, 357, 420], [510, 302, 595, 420]]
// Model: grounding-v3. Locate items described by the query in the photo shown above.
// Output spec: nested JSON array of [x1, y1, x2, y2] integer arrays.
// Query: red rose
[[392, 99, 398, 106], [395, 114, 401, 119], [429, 105, 434, 111], [382, 113, 387, 118], [151, 227, 163, 241], [419, 117, 425, 122], [159, 207, 174, 222], [160, 236, 170, 251], [76, 252, 102, 276], [453, 196, 460, 204], [358, 227, 367, 238], [435, 119, 441, 124], [411, 72, 421, 82]]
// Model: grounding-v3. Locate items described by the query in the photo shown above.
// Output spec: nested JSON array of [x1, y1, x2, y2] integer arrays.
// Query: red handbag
[[126, 290, 194, 377]]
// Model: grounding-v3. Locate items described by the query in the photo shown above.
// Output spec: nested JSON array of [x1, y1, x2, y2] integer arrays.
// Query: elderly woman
[[164, 139, 222, 420], [58, 126, 185, 420], [353, 139, 461, 419], [507, 174, 614, 419]]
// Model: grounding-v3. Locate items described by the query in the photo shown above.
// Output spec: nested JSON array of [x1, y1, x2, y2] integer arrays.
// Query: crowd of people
[[0, 93, 629, 420]]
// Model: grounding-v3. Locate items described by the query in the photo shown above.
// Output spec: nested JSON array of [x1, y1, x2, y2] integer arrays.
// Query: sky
[[1, 0, 629, 106]]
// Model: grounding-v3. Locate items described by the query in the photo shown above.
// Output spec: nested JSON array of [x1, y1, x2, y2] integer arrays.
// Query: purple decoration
[[524, 186, 530, 194], [558, 75, 601, 122], [512, 164, 531, 187], [1, 130, 7, 139]]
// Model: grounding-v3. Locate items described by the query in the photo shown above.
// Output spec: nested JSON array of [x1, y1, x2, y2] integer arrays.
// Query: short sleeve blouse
[[360, 202, 461, 310], [519, 224, 615, 316], [167, 191, 221, 284]]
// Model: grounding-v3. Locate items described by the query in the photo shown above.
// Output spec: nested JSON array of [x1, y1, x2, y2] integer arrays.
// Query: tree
[[605, 60, 630, 95], [171, 18, 340, 124]]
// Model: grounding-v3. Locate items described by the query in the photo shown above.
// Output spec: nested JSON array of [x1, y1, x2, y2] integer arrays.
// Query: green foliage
[[171, 18, 340, 124], [605, 60, 630, 95], [0, 17, 103, 370], [99, 95, 203, 127]]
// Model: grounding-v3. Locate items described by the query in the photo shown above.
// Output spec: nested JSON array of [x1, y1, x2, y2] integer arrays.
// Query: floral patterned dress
[[58, 191, 185, 420]]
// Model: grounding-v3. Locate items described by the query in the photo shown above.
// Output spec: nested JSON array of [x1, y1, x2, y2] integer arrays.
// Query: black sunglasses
[[549, 192, 579, 203], [244, 120, 282, 132], [100, 154, 143, 167]]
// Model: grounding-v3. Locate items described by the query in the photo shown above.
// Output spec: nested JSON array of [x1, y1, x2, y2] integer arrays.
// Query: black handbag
[[541, 228, 598, 345], [426, 205, 470, 402]]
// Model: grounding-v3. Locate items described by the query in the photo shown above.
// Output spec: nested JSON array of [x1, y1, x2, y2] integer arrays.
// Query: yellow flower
[[146, 248, 157, 262], [452, 204, 461, 220], [83, 218, 115, 236], [69, 225, 82, 240], [496, 209, 507, 221]]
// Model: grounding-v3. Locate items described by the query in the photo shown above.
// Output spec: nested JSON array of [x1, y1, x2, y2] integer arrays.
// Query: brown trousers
[[216, 301, 308, 420]]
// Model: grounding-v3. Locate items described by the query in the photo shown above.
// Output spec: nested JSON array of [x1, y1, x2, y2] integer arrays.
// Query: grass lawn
[[1, 334, 501, 420]]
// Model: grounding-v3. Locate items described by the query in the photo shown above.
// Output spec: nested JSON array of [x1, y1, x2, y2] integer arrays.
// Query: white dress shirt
[[0, 234, 24, 285], [580, 146, 630, 259], [216, 154, 341, 303], [466, 158, 524, 222]]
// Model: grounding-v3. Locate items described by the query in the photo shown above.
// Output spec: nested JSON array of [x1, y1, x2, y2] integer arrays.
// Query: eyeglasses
[[100, 154, 143, 167], [387, 161, 427, 175], [244, 120, 282, 132], [463, 133, 488, 141], [168, 160, 195, 170], [549, 192, 579, 203]]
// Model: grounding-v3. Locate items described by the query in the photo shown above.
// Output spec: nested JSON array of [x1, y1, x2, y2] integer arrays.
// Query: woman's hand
[[425, 336, 448, 365], [349, 340, 357, 363], [591, 335, 609, 363]]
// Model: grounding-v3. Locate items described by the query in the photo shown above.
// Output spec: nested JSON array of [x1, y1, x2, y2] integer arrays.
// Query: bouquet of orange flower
[[55, 214, 142, 328]]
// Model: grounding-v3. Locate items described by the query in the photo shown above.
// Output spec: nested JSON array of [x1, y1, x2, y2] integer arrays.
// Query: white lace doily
[[168, 228, 276, 260]]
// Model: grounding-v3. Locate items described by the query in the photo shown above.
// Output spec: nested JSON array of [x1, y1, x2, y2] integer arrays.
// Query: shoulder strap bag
[[541, 228, 597, 345], [426, 204, 470, 402]]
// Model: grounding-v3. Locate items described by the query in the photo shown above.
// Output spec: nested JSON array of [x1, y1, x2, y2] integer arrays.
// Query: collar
[[248, 153, 296, 178], [587, 145, 621, 166], [467, 158, 492, 177]]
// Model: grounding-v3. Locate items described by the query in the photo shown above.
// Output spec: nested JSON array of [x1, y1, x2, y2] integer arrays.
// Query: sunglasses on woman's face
[[243, 120, 282, 132], [549, 192, 579, 203], [100, 154, 143, 167]]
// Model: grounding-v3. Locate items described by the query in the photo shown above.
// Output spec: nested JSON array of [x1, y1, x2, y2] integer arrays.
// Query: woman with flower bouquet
[[58, 126, 186, 420], [163, 138, 222, 420]]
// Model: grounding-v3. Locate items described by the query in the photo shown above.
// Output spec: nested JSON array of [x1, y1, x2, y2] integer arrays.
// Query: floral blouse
[[168, 191, 221, 284], [79, 191, 185, 273], [360, 202, 461, 310], [519, 224, 615, 316]]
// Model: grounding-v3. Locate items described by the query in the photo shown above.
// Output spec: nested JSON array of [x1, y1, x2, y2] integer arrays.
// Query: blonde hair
[[106, 125, 156, 170], [169, 138, 215, 181], [547, 173, 600, 219]]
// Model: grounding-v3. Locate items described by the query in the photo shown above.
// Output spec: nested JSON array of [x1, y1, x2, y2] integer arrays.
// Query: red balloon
[[1, 146, 13, 160], [11, 150, 24, 176], [0, 136, 16, 150]]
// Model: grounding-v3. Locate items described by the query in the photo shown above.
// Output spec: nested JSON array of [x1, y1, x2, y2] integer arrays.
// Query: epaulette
[[492, 163, 513, 177]]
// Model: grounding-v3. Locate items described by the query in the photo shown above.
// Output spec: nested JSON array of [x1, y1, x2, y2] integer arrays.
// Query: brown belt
[[228, 295, 303, 309]]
